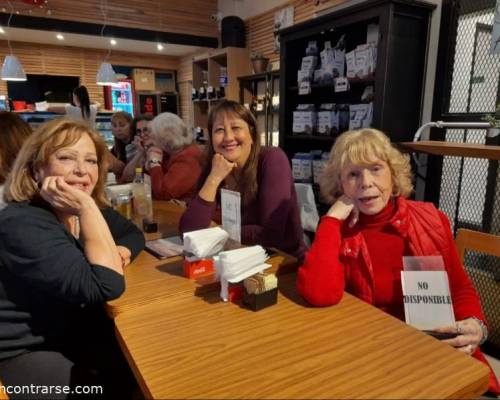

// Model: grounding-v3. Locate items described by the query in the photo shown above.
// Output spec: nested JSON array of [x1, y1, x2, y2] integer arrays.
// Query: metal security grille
[[431, 0, 500, 353]]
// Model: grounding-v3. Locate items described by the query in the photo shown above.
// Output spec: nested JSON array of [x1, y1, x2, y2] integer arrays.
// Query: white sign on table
[[401, 256, 455, 330], [221, 188, 241, 243]]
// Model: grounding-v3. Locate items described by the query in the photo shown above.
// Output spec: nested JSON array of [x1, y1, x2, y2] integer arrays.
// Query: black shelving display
[[278, 0, 435, 158], [239, 70, 280, 147]]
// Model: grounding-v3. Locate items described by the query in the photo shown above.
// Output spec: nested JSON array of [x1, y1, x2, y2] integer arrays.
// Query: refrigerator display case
[[104, 79, 136, 117], [18, 111, 114, 149]]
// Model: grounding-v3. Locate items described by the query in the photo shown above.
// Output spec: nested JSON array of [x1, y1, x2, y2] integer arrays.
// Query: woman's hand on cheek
[[327, 195, 359, 227], [39, 176, 93, 215], [208, 153, 236, 184]]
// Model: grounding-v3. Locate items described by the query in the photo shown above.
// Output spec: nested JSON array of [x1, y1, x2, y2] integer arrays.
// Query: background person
[[296, 128, 500, 395], [0, 118, 145, 398], [47, 85, 99, 128], [179, 100, 306, 260], [120, 114, 154, 183], [144, 112, 202, 202], [108, 111, 133, 180], [0, 111, 32, 209]]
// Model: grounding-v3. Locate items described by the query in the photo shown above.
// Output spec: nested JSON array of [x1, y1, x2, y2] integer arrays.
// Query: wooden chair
[[455, 228, 500, 350]]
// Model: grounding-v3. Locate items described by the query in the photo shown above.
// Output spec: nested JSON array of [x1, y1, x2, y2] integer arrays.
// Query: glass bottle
[[132, 167, 153, 228]]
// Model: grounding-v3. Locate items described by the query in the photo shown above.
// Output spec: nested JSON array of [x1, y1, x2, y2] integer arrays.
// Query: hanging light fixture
[[1, 1, 27, 81], [96, 0, 117, 86], [96, 61, 117, 86]]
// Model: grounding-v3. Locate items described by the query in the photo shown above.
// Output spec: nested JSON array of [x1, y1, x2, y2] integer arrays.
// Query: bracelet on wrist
[[467, 316, 488, 345]]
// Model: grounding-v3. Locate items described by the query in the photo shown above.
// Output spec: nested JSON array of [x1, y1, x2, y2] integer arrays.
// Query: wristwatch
[[468, 316, 488, 345]]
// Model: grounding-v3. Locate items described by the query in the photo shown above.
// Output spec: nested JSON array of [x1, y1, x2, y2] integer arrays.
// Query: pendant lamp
[[96, 61, 118, 86], [1, 55, 27, 81]]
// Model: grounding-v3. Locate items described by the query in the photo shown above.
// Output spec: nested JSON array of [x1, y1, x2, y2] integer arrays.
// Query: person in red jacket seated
[[296, 128, 500, 396], [144, 112, 202, 202]]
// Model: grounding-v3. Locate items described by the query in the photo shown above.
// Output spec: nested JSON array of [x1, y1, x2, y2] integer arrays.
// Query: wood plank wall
[[0, 0, 218, 38], [0, 40, 179, 106], [177, 0, 348, 125]]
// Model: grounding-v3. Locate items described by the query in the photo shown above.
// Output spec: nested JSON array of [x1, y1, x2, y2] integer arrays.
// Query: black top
[[0, 202, 145, 360]]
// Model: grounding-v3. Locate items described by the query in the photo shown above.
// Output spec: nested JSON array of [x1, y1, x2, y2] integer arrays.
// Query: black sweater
[[0, 202, 145, 360]]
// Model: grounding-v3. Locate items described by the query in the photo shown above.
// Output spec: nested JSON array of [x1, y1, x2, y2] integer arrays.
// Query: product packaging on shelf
[[317, 103, 339, 136], [292, 152, 314, 183], [293, 104, 316, 135], [349, 102, 373, 130]]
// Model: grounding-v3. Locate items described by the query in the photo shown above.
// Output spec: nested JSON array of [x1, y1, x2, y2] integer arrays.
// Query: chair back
[[455, 228, 500, 350]]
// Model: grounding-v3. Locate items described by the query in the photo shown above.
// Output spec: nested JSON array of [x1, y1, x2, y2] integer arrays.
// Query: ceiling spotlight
[[157, 43, 164, 51], [110, 38, 117, 46], [56, 33, 64, 40]]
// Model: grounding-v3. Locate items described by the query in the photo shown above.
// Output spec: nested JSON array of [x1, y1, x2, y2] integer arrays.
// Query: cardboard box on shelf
[[132, 68, 155, 91]]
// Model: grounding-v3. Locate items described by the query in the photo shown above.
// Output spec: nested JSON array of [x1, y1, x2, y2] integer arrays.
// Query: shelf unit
[[398, 141, 500, 160], [238, 70, 280, 146], [278, 0, 435, 158], [192, 47, 251, 135]]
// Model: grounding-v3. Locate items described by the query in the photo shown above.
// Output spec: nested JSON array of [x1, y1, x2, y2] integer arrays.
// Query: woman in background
[[0, 118, 144, 398], [108, 111, 133, 179], [144, 112, 202, 202], [120, 114, 154, 183], [0, 111, 32, 209], [296, 128, 499, 395], [48, 85, 99, 128], [179, 100, 306, 260]]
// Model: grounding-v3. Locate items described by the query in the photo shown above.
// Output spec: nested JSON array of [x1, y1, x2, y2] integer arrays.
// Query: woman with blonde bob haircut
[[297, 128, 500, 396], [144, 112, 202, 201], [0, 118, 144, 398]]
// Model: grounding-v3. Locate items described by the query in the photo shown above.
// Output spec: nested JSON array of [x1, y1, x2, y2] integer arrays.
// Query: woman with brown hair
[[108, 110, 133, 179], [0, 111, 32, 208], [179, 100, 305, 260], [0, 118, 144, 398]]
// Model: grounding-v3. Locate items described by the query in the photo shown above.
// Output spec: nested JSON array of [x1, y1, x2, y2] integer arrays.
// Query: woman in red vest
[[297, 128, 499, 395]]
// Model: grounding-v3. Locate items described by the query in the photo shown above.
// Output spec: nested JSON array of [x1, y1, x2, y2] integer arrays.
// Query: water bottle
[[132, 167, 153, 228]]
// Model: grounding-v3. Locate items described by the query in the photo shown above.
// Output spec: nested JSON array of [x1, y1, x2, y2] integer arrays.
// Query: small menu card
[[401, 256, 455, 330], [221, 189, 241, 243]]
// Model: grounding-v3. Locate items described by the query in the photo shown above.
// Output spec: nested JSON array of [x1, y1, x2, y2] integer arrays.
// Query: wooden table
[[114, 273, 489, 399], [106, 201, 298, 318]]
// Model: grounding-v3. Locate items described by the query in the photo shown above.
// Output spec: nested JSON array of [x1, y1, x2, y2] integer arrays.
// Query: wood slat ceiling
[[0, 0, 218, 39], [0, 39, 179, 105]]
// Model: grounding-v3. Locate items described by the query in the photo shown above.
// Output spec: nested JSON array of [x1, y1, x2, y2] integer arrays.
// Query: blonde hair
[[5, 118, 110, 207], [150, 112, 192, 153], [320, 128, 413, 204]]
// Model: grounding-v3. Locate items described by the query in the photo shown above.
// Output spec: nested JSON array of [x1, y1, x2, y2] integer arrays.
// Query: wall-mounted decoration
[[274, 6, 294, 53]]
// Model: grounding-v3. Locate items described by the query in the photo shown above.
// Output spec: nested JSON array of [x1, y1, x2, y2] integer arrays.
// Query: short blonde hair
[[150, 112, 192, 153], [320, 128, 413, 204], [5, 118, 110, 207]]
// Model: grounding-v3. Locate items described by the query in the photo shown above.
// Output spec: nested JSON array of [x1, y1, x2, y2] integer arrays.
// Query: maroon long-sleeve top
[[179, 147, 306, 261]]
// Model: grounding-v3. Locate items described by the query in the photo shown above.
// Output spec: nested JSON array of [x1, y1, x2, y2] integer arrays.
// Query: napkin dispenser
[[182, 258, 214, 279]]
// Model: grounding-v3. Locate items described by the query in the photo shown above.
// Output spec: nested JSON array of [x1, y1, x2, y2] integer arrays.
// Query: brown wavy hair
[[5, 118, 110, 207], [320, 128, 413, 204], [111, 111, 133, 163], [0, 111, 32, 184], [206, 100, 261, 206]]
